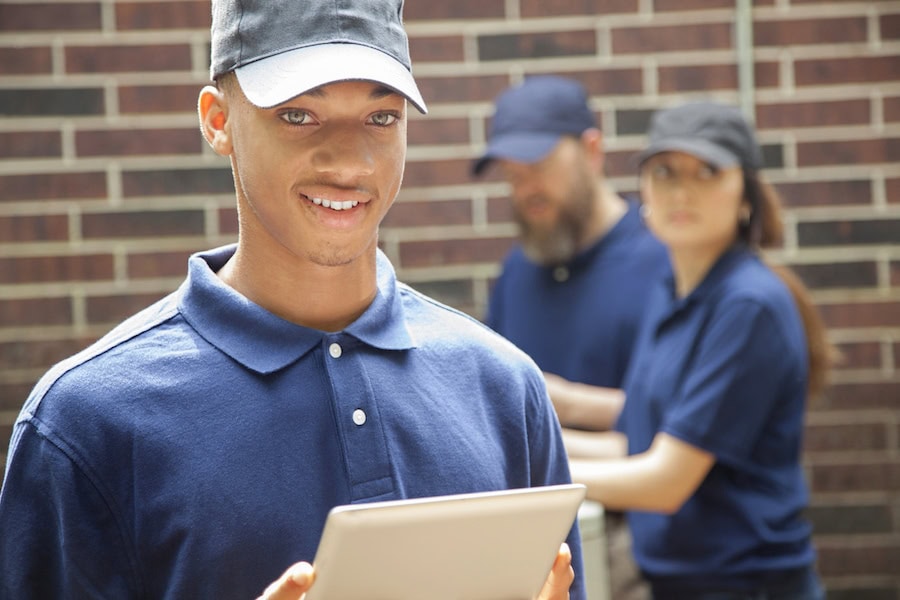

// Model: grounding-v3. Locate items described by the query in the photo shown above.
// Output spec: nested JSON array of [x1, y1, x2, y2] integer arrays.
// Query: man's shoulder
[[397, 282, 539, 366], [22, 292, 185, 419]]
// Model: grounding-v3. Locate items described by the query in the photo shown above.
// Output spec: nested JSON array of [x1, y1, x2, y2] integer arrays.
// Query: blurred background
[[0, 0, 898, 596]]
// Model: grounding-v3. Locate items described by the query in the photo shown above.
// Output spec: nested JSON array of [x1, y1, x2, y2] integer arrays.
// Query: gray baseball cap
[[209, 0, 427, 114], [635, 101, 761, 170]]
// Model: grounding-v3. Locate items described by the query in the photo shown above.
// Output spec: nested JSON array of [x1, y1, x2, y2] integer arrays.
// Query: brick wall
[[1, 0, 898, 596]]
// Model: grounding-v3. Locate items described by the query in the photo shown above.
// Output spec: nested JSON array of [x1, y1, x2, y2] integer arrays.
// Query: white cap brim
[[235, 43, 427, 114]]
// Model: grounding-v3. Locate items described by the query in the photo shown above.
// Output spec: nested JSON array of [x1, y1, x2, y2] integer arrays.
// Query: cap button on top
[[329, 342, 342, 359]]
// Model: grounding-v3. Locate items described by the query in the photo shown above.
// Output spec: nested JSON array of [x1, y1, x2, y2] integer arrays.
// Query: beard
[[515, 166, 596, 266]]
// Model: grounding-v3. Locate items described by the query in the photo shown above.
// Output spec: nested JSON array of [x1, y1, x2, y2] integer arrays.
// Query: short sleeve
[[661, 299, 796, 466]]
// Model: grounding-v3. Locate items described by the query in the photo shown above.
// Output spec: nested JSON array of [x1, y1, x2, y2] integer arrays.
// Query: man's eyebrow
[[303, 83, 400, 101]]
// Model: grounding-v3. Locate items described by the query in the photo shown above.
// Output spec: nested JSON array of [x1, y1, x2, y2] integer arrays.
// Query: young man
[[0, 2, 583, 599], [473, 76, 670, 600]]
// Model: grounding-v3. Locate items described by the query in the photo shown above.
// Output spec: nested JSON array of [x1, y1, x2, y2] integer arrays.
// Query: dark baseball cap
[[634, 101, 761, 170], [472, 76, 597, 175], [209, 0, 427, 114]]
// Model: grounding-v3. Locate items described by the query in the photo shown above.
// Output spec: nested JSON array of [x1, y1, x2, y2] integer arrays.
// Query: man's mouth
[[308, 196, 360, 211]]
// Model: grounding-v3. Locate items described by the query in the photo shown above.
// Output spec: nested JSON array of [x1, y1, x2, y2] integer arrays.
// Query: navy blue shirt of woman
[[617, 245, 815, 588]]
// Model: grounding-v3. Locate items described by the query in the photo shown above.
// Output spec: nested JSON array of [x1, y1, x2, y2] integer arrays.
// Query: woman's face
[[639, 151, 747, 259]]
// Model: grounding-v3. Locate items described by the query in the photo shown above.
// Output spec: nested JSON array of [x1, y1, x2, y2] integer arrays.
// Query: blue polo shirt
[[617, 245, 816, 588], [0, 245, 585, 600], [486, 200, 669, 388]]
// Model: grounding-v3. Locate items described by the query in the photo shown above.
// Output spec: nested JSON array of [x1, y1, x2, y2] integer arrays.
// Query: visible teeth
[[309, 197, 359, 211]]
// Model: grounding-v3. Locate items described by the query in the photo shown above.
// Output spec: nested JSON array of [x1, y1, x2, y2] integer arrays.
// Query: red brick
[[0, 338, 94, 372], [819, 301, 900, 329], [0, 297, 72, 327], [824, 382, 900, 410], [0, 214, 69, 243], [660, 0, 758, 7], [612, 22, 731, 53], [478, 30, 597, 61], [122, 168, 233, 197], [790, 261, 877, 290], [805, 502, 894, 535], [798, 138, 900, 167], [75, 128, 202, 158], [774, 179, 872, 208], [754, 17, 867, 47], [659, 64, 736, 93], [118, 84, 204, 114], [0, 254, 113, 285], [487, 196, 515, 224], [403, 158, 475, 188], [409, 36, 465, 63], [399, 237, 514, 268], [889, 178, 900, 204], [404, 0, 504, 20], [0, 382, 37, 413], [795, 56, 900, 86], [0, 172, 106, 202], [885, 96, 900, 122], [81, 211, 205, 239], [219, 207, 238, 235], [881, 13, 900, 40], [0, 88, 105, 116], [520, 0, 638, 18], [549, 68, 644, 97], [756, 99, 870, 129], [0, 47, 52, 75], [382, 199, 473, 228], [816, 540, 900, 577], [86, 292, 169, 326], [809, 460, 900, 493], [832, 340, 883, 370], [893, 260, 900, 286], [0, 131, 62, 159], [805, 422, 888, 453], [66, 44, 192, 74], [127, 250, 195, 279], [408, 118, 470, 146], [416, 74, 510, 105], [115, 1, 210, 30], [0, 3, 101, 31]]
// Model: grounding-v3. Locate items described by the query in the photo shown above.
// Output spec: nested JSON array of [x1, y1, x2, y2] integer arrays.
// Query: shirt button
[[553, 266, 569, 282], [352, 409, 367, 426], [329, 343, 342, 359]]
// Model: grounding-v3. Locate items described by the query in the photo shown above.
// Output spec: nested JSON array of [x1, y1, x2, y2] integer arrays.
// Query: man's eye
[[281, 110, 312, 125], [651, 164, 672, 179], [697, 164, 717, 179], [370, 112, 397, 126]]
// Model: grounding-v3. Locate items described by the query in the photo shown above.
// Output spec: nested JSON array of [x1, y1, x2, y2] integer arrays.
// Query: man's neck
[[217, 243, 379, 332], [582, 182, 628, 249]]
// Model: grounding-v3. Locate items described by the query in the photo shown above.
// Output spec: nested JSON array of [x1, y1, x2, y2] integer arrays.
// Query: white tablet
[[304, 483, 586, 600]]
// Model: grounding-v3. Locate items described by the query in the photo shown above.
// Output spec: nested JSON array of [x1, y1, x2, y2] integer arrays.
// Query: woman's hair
[[742, 172, 837, 401]]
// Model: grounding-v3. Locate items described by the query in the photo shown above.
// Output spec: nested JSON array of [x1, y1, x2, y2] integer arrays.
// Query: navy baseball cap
[[472, 76, 596, 175], [209, 0, 427, 114], [634, 101, 762, 171]]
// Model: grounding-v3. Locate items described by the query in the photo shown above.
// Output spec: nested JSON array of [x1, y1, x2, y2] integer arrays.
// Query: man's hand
[[536, 542, 574, 600], [256, 562, 315, 600]]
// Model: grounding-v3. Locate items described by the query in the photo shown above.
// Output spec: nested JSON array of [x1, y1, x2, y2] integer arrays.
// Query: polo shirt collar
[[178, 245, 415, 374], [660, 244, 751, 317]]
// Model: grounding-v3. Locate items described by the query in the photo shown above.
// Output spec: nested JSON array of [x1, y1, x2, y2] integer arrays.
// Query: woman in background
[[556, 101, 833, 600]]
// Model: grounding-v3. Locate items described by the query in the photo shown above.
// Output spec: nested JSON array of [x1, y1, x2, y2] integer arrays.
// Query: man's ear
[[199, 85, 231, 156], [580, 128, 605, 172]]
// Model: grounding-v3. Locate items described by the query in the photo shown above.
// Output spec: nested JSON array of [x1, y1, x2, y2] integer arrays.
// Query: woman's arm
[[568, 433, 714, 514], [544, 372, 624, 431]]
